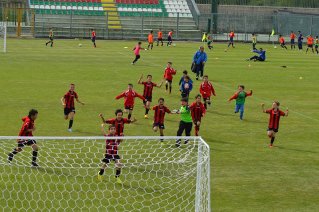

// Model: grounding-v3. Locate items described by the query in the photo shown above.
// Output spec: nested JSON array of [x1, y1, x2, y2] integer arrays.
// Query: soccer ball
[[184, 83, 189, 89], [78, 44, 82, 47], [173, 43, 176, 47], [274, 46, 277, 49]]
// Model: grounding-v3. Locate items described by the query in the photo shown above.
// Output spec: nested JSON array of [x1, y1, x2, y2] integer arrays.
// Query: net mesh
[[0, 136, 210, 211]]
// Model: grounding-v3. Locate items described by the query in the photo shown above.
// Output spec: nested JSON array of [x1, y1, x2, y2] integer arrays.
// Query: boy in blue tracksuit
[[179, 70, 193, 91], [180, 76, 193, 99], [247, 48, 266, 62]]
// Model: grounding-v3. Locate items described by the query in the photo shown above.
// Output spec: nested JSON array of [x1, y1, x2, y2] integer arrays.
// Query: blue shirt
[[298, 34, 303, 42], [253, 49, 266, 61], [193, 50, 207, 65], [180, 80, 193, 94], [179, 76, 193, 90]]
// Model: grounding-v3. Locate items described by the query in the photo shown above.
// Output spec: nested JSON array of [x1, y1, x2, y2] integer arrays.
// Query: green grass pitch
[[0, 38, 319, 211]]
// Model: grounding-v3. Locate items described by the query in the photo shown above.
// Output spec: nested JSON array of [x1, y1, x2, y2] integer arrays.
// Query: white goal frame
[[0, 136, 210, 211], [0, 22, 7, 53]]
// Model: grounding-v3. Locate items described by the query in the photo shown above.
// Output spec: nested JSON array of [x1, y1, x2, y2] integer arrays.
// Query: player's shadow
[[276, 146, 318, 154]]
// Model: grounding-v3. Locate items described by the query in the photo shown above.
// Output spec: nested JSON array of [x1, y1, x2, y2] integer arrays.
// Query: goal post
[[0, 136, 210, 211], [0, 22, 7, 53]]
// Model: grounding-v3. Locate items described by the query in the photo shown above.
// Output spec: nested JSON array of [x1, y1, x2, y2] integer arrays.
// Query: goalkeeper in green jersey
[[175, 97, 193, 147], [46, 28, 54, 47]]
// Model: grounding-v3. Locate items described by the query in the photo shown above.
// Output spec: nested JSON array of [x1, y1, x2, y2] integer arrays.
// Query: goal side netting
[[0, 22, 7, 53], [0, 136, 210, 211]]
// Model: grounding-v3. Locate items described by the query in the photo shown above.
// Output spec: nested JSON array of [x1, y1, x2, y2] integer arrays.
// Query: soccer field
[[0, 39, 319, 211]]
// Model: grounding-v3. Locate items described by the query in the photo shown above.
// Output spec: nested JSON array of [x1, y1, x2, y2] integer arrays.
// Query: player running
[[176, 98, 193, 147], [261, 101, 288, 148], [228, 85, 253, 120], [99, 109, 136, 136], [252, 33, 257, 50], [290, 31, 296, 50], [147, 30, 154, 50], [306, 35, 314, 54], [180, 75, 193, 99], [279, 35, 287, 49], [8, 109, 39, 167], [97, 124, 123, 184], [157, 29, 163, 46], [163, 62, 177, 94], [115, 84, 145, 120], [91, 29, 96, 48], [45, 28, 54, 47], [199, 75, 216, 109], [138, 74, 163, 119], [189, 95, 206, 136], [315, 36, 319, 54], [152, 98, 172, 141], [227, 31, 235, 49], [167, 30, 173, 46], [61, 83, 85, 132], [207, 35, 213, 50], [132, 42, 145, 65]]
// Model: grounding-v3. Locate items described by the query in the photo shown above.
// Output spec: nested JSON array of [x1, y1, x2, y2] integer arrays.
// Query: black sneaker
[[184, 139, 189, 144], [31, 162, 39, 167]]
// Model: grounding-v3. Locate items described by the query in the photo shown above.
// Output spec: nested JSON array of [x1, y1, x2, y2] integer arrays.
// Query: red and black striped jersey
[[189, 102, 206, 121], [18, 116, 34, 137], [104, 134, 120, 155], [142, 81, 157, 97], [266, 109, 286, 129], [64, 90, 78, 109], [153, 105, 171, 124], [105, 118, 131, 136]]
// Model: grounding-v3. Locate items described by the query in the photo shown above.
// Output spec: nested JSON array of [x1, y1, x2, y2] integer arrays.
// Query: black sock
[[204, 103, 207, 109], [8, 149, 18, 161], [32, 151, 38, 162], [69, 119, 73, 129], [165, 84, 168, 90], [99, 169, 104, 175], [169, 86, 172, 93], [116, 169, 121, 178], [128, 114, 132, 120], [271, 137, 275, 145], [145, 109, 149, 115]]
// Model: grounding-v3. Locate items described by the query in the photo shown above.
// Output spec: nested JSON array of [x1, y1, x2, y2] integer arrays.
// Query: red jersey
[[189, 102, 206, 121], [105, 118, 131, 136], [266, 109, 286, 130], [163, 67, 176, 81], [307, 37, 314, 45], [142, 81, 157, 97], [104, 134, 120, 155], [158, 31, 163, 39], [279, 37, 285, 44], [229, 32, 235, 38], [18, 116, 34, 137], [116, 89, 145, 107], [92, 31, 96, 37], [148, 33, 154, 43], [153, 105, 171, 124], [290, 33, 296, 39], [64, 90, 78, 109], [199, 81, 216, 98], [168, 31, 173, 37]]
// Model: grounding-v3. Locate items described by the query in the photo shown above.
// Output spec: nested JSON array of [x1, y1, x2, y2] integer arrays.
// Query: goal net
[[0, 22, 7, 53], [0, 136, 210, 211]]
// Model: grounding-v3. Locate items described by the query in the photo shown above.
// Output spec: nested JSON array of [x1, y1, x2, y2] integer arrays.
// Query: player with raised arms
[[97, 124, 123, 184], [115, 84, 145, 120], [261, 101, 288, 148], [8, 109, 39, 167], [61, 83, 85, 132], [138, 74, 163, 119], [189, 95, 206, 136], [228, 85, 253, 120]]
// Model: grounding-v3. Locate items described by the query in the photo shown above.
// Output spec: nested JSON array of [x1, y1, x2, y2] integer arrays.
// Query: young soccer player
[[99, 109, 136, 136], [252, 33, 257, 50], [176, 98, 193, 147], [147, 30, 154, 50], [227, 31, 235, 48], [132, 42, 145, 65], [163, 62, 177, 94], [45, 28, 54, 47], [306, 35, 314, 54], [199, 75, 216, 109], [315, 36, 319, 54], [189, 95, 206, 136], [138, 74, 163, 119], [178, 70, 193, 91], [228, 85, 253, 120], [247, 48, 266, 62], [167, 30, 173, 46], [261, 102, 288, 148], [279, 35, 287, 49], [152, 98, 172, 140], [157, 28, 163, 46], [207, 35, 213, 50], [290, 31, 296, 50], [91, 29, 96, 48], [180, 76, 193, 99], [61, 83, 85, 132], [298, 31, 303, 50], [97, 124, 123, 184], [8, 109, 39, 167], [115, 84, 145, 120]]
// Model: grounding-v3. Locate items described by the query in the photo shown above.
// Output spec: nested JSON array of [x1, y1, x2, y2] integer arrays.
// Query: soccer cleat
[[68, 128, 72, 132], [116, 177, 123, 184], [184, 139, 189, 144], [176, 140, 181, 148], [160, 139, 164, 142], [97, 172, 103, 180], [196, 77, 199, 81], [45, 42, 48, 46], [144, 115, 148, 119], [31, 162, 39, 167]]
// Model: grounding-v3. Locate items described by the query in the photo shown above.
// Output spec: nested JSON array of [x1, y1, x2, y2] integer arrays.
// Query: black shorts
[[203, 97, 211, 102], [49, 37, 53, 41], [91, 37, 96, 42], [168, 36, 172, 42], [143, 96, 152, 104], [165, 79, 172, 83], [158, 38, 163, 41], [64, 108, 75, 116], [291, 39, 295, 44], [308, 44, 313, 48], [267, 128, 278, 133], [102, 154, 121, 163], [18, 140, 37, 148], [125, 105, 134, 110], [153, 123, 165, 129]]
